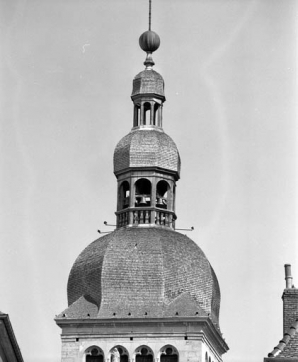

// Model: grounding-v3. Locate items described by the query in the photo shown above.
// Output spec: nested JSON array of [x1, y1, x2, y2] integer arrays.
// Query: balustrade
[[133, 209, 151, 225], [118, 211, 129, 227], [116, 208, 176, 229]]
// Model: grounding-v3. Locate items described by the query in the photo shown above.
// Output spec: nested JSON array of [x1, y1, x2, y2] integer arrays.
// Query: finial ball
[[139, 30, 160, 53]]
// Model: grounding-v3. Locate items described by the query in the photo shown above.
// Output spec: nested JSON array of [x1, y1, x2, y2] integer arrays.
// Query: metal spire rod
[[97, 230, 112, 234], [104, 221, 116, 227], [175, 227, 194, 231], [149, 0, 152, 30]]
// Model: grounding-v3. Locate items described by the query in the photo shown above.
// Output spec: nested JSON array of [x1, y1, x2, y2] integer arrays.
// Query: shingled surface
[[113, 129, 181, 176], [132, 69, 164, 97], [65, 227, 221, 329], [267, 318, 298, 359], [0, 312, 24, 362]]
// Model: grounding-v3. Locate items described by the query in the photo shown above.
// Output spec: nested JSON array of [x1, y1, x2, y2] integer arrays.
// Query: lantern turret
[[113, 29, 180, 229]]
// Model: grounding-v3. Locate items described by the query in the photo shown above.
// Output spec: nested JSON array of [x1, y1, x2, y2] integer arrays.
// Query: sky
[[0, 0, 297, 361]]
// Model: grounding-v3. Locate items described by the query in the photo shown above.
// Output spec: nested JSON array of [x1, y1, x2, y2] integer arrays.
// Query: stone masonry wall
[[283, 288, 298, 333], [60, 336, 219, 362]]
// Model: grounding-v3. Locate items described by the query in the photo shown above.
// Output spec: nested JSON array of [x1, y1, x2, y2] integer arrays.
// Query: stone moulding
[[55, 316, 229, 358]]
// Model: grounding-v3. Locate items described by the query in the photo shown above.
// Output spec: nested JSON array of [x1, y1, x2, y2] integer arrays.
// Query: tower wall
[[59, 320, 225, 362]]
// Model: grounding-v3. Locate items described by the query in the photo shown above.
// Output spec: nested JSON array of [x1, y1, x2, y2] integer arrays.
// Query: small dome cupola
[[132, 70, 164, 98], [131, 19, 165, 129], [131, 68, 165, 128]]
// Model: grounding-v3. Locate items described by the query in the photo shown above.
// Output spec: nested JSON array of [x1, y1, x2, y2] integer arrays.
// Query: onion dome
[[66, 227, 221, 329], [113, 128, 181, 178]]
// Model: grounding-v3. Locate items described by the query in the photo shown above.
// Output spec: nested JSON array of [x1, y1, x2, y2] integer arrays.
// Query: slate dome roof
[[66, 227, 221, 329], [132, 69, 164, 97], [113, 129, 181, 176]]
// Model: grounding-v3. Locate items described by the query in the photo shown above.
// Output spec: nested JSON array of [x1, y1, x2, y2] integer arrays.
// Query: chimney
[[282, 264, 298, 333], [285, 264, 293, 288]]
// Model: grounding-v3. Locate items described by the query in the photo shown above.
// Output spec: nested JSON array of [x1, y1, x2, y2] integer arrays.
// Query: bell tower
[[114, 26, 180, 230], [56, 3, 228, 362]]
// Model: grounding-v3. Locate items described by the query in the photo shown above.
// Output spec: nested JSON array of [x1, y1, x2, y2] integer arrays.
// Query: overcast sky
[[1, 1, 297, 362]]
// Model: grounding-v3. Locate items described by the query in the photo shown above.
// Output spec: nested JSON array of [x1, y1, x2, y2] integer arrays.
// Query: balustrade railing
[[133, 209, 151, 225], [116, 208, 176, 229], [117, 211, 129, 227]]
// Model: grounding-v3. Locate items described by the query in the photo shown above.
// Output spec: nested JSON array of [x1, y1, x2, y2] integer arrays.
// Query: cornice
[[55, 316, 228, 354]]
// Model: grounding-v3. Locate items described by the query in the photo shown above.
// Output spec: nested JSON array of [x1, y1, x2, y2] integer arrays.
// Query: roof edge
[[55, 316, 228, 352], [0, 313, 24, 362], [114, 166, 180, 180], [267, 318, 298, 358], [265, 359, 298, 362]]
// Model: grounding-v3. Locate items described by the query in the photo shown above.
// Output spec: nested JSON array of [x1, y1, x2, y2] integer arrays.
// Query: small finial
[[139, 0, 160, 69]]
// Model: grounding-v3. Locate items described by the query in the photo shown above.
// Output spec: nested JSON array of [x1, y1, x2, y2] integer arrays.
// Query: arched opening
[[85, 346, 104, 362], [119, 181, 130, 209], [160, 346, 178, 362], [156, 180, 169, 209], [172, 184, 176, 211], [135, 179, 151, 207], [143, 102, 151, 125], [110, 346, 129, 362], [159, 104, 163, 127], [135, 346, 153, 362], [134, 105, 140, 127], [205, 352, 208, 362], [153, 103, 159, 126]]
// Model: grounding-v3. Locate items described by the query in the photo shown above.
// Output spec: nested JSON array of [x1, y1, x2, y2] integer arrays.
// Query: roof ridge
[[267, 318, 298, 357]]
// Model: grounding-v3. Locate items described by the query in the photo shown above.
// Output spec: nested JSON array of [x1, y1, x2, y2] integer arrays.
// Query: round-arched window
[[119, 181, 130, 209], [153, 103, 159, 126], [135, 346, 153, 362], [85, 346, 104, 362], [160, 345, 178, 362], [135, 179, 151, 207], [156, 180, 169, 209], [143, 102, 151, 125], [134, 104, 141, 127], [110, 346, 129, 362]]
